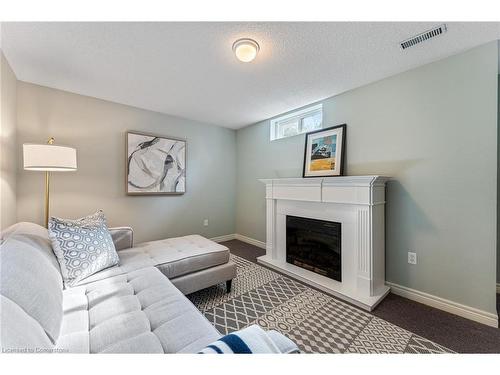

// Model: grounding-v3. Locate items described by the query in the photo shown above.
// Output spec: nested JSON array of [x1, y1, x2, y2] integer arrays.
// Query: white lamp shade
[[23, 143, 77, 171]]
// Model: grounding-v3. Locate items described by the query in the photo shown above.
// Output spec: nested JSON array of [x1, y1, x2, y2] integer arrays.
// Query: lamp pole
[[44, 137, 55, 228]]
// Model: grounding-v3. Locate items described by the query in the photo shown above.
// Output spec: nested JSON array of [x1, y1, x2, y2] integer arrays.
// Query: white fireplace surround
[[258, 176, 390, 311]]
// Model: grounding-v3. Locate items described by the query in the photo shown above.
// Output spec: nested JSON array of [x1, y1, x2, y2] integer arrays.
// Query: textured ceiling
[[1, 22, 499, 129]]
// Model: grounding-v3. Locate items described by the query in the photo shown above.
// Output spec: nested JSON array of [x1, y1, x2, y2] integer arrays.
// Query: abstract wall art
[[303, 124, 346, 177], [126, 131, 186, 195]]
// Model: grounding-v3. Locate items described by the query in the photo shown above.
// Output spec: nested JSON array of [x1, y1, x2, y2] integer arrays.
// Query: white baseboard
[[497, 283, 500, 294], [386, 282, 499, 328], [234, 234, 267, 249], [210, 234, 236, 243], [210, 233, 266, 249]]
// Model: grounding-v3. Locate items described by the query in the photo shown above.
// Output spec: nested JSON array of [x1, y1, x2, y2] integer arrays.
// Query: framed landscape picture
[[303, 124, 346, 177], [126, 131, 186, 195]]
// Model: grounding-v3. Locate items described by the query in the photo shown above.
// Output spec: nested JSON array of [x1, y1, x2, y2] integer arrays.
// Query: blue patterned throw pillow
[[48, 210, 119, 287]]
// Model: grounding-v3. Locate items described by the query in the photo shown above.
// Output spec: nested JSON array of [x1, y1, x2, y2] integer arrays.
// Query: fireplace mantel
[[258, 176, 390, 311]]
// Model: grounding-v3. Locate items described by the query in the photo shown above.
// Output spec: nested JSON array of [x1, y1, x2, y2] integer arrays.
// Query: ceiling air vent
[[400, 24, 447, 50]]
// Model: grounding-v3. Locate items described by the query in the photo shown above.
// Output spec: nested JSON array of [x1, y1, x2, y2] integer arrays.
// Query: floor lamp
[[23, 138, 78, 228]]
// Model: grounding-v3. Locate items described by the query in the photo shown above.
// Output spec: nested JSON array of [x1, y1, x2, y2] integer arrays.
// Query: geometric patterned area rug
[[188, 255, 454, 354]]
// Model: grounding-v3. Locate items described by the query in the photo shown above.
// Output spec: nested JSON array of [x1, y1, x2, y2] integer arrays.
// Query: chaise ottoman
[[78, 227, 237, 295]]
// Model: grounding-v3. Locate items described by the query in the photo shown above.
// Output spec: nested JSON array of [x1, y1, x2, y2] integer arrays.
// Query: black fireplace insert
[[286, 215, 341, 282]]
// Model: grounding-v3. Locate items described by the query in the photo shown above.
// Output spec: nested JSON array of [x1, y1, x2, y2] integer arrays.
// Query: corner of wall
[[0, 51, 18, 230], [496, 39, 500, 283]]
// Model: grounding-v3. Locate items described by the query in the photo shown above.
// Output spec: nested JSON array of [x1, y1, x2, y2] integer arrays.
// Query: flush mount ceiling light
[[232, 38, 260, 62]]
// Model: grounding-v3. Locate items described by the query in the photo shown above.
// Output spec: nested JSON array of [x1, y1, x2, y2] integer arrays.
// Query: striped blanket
[[198, 325, 298, 354]]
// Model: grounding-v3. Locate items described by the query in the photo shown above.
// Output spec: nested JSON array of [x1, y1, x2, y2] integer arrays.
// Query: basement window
[[270, 104, 323, 141]]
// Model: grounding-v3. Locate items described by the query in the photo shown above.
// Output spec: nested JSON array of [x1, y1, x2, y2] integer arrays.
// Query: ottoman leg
[[226, 279, 232, 293]]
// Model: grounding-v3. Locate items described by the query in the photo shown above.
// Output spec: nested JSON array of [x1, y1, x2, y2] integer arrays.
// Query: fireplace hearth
[[286, 215, 341, 282]]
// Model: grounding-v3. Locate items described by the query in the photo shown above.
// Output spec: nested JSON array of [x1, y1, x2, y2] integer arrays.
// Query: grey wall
[[16, 82, 236, 243], [236, 42, 499, 314], [0, 51, 17, 230]]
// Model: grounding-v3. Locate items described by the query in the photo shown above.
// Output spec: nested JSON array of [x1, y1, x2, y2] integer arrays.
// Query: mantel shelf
[[259, 176, 390, 206], [259, 175, 390, 186]]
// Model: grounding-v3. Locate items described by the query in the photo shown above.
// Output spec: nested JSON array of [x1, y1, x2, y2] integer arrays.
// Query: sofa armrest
[[108, 227, 134, 251]]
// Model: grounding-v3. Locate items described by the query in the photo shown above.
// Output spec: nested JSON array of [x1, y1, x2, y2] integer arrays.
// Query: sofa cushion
[[56, 267, 221, 353], [0, 222, 63, 344], [69, 249, 156, 286], [49, 210, 119, 287]]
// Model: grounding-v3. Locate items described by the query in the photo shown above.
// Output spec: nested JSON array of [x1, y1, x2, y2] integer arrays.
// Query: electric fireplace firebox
[[286, 215, 341, 282]]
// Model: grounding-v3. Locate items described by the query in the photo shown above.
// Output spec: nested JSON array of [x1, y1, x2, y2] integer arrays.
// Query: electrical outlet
[[203, 219, 209, 227], [408, 252, 417, 265]]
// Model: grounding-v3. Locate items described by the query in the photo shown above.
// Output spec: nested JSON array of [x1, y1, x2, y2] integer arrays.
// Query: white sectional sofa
[[0, 222, 297, 353]]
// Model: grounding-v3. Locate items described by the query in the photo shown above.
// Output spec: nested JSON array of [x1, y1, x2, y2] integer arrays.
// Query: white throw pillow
[[48, 210, 119, 287]]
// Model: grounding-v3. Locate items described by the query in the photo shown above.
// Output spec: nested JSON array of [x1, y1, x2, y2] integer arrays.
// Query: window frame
[[270, 104, 323, 141]]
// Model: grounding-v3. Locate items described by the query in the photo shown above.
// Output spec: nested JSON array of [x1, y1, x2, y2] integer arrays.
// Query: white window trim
[[270, 104, 323, 141]]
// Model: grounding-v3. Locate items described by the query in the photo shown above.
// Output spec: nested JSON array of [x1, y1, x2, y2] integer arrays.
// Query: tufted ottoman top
[[132, 235, 230, 279]]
